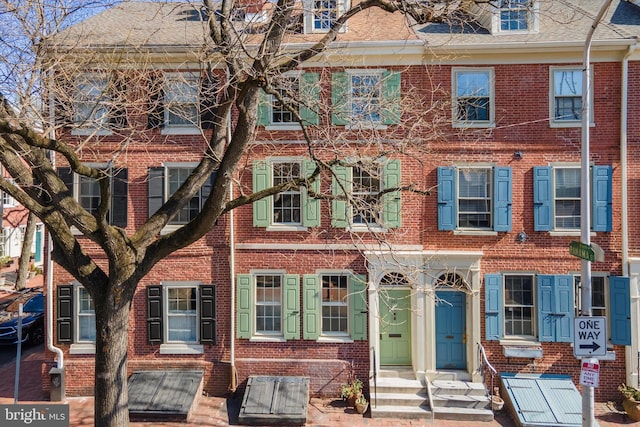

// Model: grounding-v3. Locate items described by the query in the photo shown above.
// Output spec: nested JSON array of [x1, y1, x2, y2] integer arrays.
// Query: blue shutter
[[555, 275, 574, 343], [533, 166, 552, 231], [493, 166, 512, 232], [303, 275, 319, 340], [592, 165, 612, 232], [609, 276, 631, 345], [236, 274, 252, 339], [252, 161, 270, 227], [538, 275, 555, 342], [383, 159, 401, 228], [437, 167, 456, 231], [331, 163, 350, 228], [302, 160, 320, 227], [283, 275, 300, 340], [538, 275, 573, 342], [485, 274, 502, 340]]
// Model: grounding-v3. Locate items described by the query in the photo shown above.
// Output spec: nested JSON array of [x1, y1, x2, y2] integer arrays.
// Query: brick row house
[[42, 0, 640, 419]]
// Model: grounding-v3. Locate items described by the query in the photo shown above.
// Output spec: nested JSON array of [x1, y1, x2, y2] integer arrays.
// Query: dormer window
[[499, 0, 533, 31], [304, 0, 347, 33]]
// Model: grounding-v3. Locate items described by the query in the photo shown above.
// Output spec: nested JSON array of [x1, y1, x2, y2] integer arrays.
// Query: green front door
[[379, 289, 411, 365]]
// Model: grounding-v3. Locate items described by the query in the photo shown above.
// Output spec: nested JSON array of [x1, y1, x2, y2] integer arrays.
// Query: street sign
[[580, 359, 600, 387], [574, 316, 607, 357], [569, 241, 595, 262]]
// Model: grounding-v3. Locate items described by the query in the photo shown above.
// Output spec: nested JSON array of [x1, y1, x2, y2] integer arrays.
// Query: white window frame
[[159, 281, 204, 354], [549, 66, 593, 128], [346, 69, 385, 129], [552, 165, 581, 232], [163, 282, 199, 344], [271, 160, 303, 227], [69, 283, 96, 355], [75, 285, 96, 343], [160, 162, 208, 233], [254, 272, 284, 337], [304, 0, 347, 34], [452, 68, 495, 128], [266, 73, 301, 130], [351, 163, 382, 227], [2, 179, 16, 208], [320, 273, 349, 337], [162, 72, 200, 135], [503, 274, 536, 340], [457, 166, 492, 230], [574, 274, 607, 319]]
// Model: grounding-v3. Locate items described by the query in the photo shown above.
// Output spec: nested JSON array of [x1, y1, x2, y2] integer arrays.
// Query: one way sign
[[574, 316, 607, 357]]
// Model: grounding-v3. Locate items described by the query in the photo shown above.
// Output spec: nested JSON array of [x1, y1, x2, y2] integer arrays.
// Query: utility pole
[[581, 2, 612, 426]]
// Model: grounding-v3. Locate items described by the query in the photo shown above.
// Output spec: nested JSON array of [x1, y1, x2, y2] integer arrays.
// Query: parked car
[[0, 291, 44, 345]]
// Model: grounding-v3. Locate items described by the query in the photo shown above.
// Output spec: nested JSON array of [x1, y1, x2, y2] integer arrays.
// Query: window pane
[[555, 168, 581, 229], [74, 76, 109, 126], [167, 167, 202, 224], [322, 275, 348, 334], [256, 275, 282, 333], [554, 70, 582, 96], [500, 0, 531, 31], [78, 287, 96, 342], [165, 76, 198, 126], [456, 72, 490, 122], [352, 166, 380, 225], [313, 0, 337, 30], [271, 77, 299, 123], [504, 275, 534, 337], [79, 176, 101, 215], [458, 169, 491, 228], [351, 74, 381, 123], [167, 287, 197, 342]]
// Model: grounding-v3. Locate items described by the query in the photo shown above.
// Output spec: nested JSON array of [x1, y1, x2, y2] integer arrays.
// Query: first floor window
[[504, 275, 534, 337], [166, 286, 197, 342], [256, 274, 282, 334], [575, 275, 606, 318], [77, 286, 96, 342], [321, 274, 348, 334]]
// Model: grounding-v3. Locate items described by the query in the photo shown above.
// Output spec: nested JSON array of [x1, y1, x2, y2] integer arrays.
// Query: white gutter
[[47, 74, 64, 369]]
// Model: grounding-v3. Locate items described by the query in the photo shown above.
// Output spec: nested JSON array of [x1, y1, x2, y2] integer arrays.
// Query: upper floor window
[[550, 67, 592, 126], [2, 179, 16, 208], [147, 164, 216, 228], [57, 166, 128, 228], [332, 160, 402, 230], [499, 0, 532, 31], [313, 0, 337, 30], [452, 68, 494, 127], [252, 159, 320, 229], [331, 70, 401, 127], [258, 72, 319, 128], [437, 166, 511, 232], [164, 73, 199, 128], [533, 165, 611, 233], [71, 74, 127, 134]]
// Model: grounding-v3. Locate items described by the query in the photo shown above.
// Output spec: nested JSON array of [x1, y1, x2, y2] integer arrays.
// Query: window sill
[[69, 343, 96, 355], [499, 339, 543, 358], [348, 225, 387, 233], [249, 336, 286, 343], [159, 343, 204, 355], [265, 124, 302, 131], [160, 224, 186, 235], [316, 335, 353, 343], [549, 121, 595, 129], [161, 127, 201, 135], [266, 225, 308, 232], [345, 123, 388, 131], [71, 128, 114, 136], [548, 231, 596, 237], [452, 122, 495, 129], [453, 230, 498, 236]]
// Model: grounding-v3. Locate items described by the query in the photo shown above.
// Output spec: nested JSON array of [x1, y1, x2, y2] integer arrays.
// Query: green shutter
[[383, 159, 401, 228], [300, 73, 320, 126], [257, 89, 270, 126], [302, 160, 321, 227], [253, 160, 271, 227], [332, 163, 351, 228], [350, 274, 367, 341], [382, 71, 401, 125], [237, 274, 252, 339], [331, 72, 349, 125], [303, 274, 320, 340], [283, 274, 300, 340]]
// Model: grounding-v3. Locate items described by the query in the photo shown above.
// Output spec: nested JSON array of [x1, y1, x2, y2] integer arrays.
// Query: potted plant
[[619, 383, 640, 421], [340, 378, 363, 408], [491, 386, 504, 411], [355, 394, 368, 414]]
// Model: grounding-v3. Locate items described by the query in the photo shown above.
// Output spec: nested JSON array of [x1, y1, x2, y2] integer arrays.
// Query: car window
[[7, 294, 44, 313]]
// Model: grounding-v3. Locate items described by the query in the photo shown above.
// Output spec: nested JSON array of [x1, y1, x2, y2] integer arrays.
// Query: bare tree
[[0, 0, 485, 425]]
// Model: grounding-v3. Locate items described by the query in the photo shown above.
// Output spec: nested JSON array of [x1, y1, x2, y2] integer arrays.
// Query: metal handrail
[[477, 342, 498, 411], [371, 347, 377, 408]]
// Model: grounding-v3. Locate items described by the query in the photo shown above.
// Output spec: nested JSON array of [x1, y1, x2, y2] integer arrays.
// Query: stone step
[[433, 406, 495, 422], [369, 404, 432, 419], [371, 378, 424, 394], [371, 391, 428, 407], [427, 370, 472, 382], [377, 367, 416, 380], [430, 380, 487, 397], [431, 393, 490, 409]]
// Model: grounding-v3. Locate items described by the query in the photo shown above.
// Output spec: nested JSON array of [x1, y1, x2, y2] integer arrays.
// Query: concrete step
[[427, 370, 472, 382], [430, 380, 487, 397], [377, 367, 416, 380], [369, 404, 432, 419], [372, 391, 428, 407], [431, 393, 490, 409], [433, 406, 494, 422], [372, 377, 424, 394]]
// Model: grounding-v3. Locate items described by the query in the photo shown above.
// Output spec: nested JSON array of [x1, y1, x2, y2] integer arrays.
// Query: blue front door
[[435, 291, 466, 369]]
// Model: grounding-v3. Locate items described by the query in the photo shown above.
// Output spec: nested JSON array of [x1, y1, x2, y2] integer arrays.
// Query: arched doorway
[[435, 273, 468, 370], [379, 273, 412, 366]]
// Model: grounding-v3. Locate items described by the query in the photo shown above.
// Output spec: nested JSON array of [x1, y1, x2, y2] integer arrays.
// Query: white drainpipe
[[226, 65, 237, 392]]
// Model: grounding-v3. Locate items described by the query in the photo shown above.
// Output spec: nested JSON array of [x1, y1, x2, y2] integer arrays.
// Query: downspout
[[47, 73, 64, 370], [227, 66, 237, 393], [621, 41, 636, 278]]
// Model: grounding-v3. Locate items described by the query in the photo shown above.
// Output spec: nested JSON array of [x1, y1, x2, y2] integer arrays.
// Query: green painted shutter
[[382, 71, 401, 125], [331, 72, 349, 125], [302, 160, 321, 227], [484, 274, 502, 340], [283, 274, 300, 340], [383, 159, 401, 228], [56, 285, 73, 344], [610, 276, 631, 345], [332, 163, 351, 228], [350, 274, 367, 341], [252, 160, 271, 227], [237, 274, 253, 339], [303, 275, 320, 340], [199, 285, 216, 344], [257, 89, 270, 126], [147, 285, 163, 344], [300, 73, 320, 126]]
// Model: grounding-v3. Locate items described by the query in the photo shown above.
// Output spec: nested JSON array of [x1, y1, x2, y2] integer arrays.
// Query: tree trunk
[[94, 292, 132, 427], [15, 212, 36, 291]]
